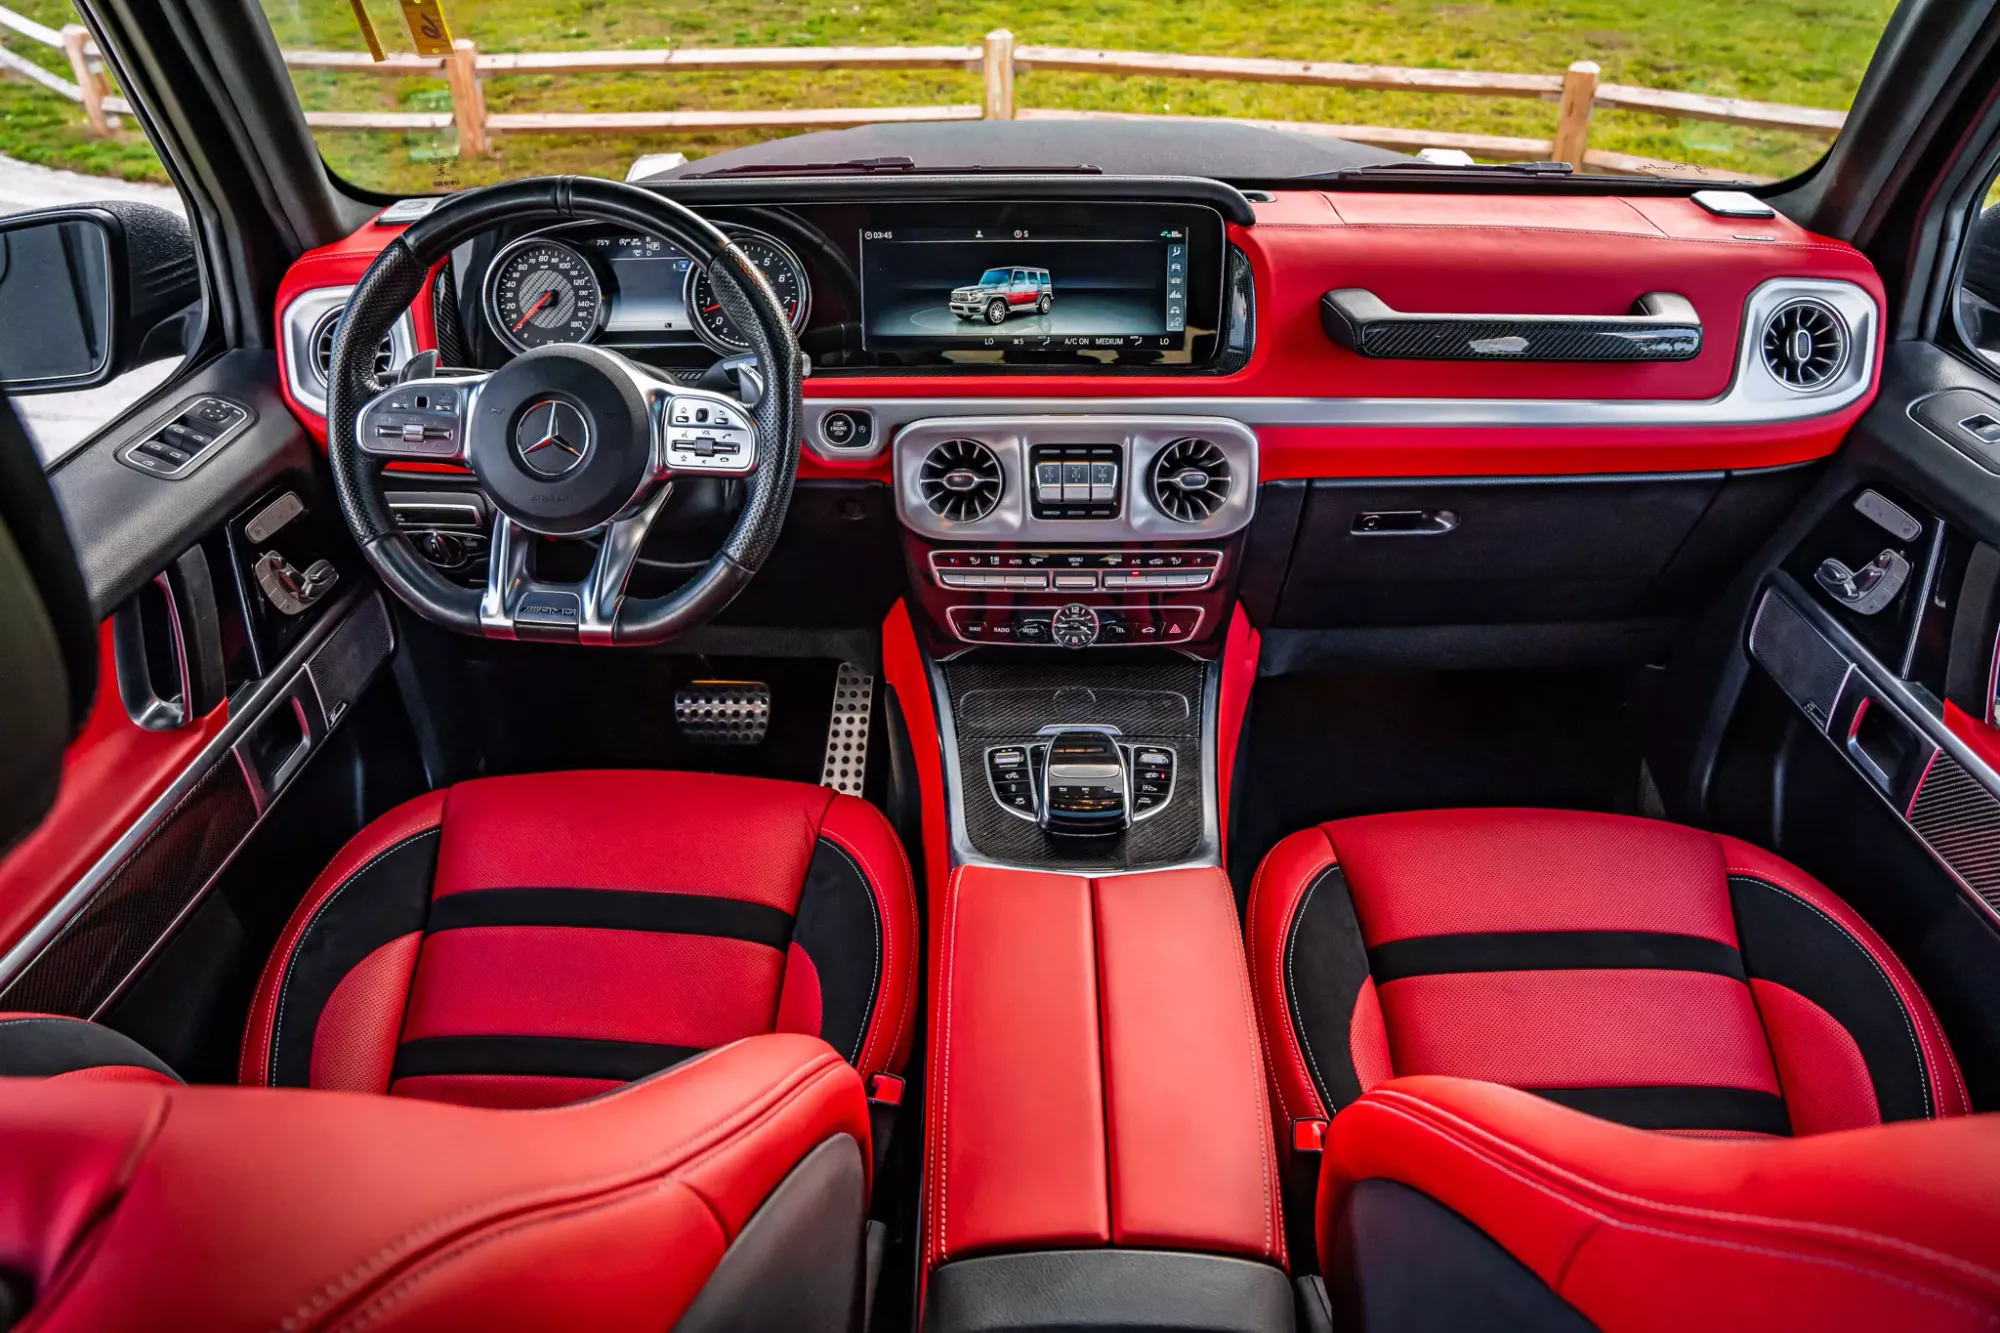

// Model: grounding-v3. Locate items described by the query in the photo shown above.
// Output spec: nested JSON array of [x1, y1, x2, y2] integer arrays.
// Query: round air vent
[[1761, 298, 1848, 390], [1149, 438, 1233, 522], [919, 438, 1004, 523], [310, 306, 397, 388]]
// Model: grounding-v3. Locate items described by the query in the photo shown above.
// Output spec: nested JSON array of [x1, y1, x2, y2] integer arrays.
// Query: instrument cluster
[[480, 222, 811, 358]]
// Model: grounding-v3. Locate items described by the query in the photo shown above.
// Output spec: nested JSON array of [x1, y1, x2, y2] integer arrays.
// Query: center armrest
[[924, 863, 1284, 1272]]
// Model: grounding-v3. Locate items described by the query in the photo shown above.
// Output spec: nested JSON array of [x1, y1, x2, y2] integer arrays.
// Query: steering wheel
[[323, 177, 802, 645]]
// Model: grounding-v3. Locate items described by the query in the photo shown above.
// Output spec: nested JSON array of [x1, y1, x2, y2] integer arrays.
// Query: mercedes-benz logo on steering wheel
[[514, 399, 592, 477]]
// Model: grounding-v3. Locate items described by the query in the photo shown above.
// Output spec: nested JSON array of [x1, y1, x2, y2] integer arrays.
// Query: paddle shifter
[[1039, 730, 1129, 837]]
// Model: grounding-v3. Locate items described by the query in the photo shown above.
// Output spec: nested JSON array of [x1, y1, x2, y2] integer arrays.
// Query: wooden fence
[[0, 8, 1845, 180]]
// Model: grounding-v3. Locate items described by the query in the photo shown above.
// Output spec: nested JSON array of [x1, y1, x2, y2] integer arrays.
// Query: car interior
[[3, 0, 2000, 1329]]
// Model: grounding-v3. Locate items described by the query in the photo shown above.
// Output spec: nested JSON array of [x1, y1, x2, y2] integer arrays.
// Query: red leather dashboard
[[923, 863, 1283, 1274], [275, 189, 1881, 481]]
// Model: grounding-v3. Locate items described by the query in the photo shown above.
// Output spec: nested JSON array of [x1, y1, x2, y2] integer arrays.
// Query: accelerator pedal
[[673, 680, 771, 745], [820, 662, 875, 795]]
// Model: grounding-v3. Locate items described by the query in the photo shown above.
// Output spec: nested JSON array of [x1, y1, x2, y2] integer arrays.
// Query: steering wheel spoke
[[355, 372, 487, 464], [477, 486, 673, 645]]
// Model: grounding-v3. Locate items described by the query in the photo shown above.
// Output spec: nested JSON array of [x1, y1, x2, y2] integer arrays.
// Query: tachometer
[[685, 228, 811, 354], [485, 237, 606, 353]]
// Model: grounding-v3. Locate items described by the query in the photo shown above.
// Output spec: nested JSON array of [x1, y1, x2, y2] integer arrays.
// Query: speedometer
[[485, 237, 606, 353], [685, 228, 811, 354]]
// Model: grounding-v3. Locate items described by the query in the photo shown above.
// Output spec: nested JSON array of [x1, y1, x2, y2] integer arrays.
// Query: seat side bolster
[[1719, 835, 1971, 1119], [1321, 1076, 2000, 1332], [241, 789, 447, 1086], [1245, 826, 1344, 1130], [813, 793, 920, 1079]]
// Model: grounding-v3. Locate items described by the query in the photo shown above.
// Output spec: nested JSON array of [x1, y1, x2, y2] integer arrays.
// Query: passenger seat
[[1248, 808, 1968, 1142]]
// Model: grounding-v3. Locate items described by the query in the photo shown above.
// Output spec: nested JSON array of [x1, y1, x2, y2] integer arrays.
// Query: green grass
[[4, 0, 1898, 194]]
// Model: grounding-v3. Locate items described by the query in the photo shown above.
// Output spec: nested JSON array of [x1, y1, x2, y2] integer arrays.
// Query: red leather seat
[[1249, 809, 1969, 1140], [0, 1032, 874, 1330], [238, 769, 918, 1107], [1315, 1075, 2000, 1332]]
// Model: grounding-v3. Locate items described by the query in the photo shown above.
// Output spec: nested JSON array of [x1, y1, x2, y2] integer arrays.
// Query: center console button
[[1053, 571, 1097, 592]]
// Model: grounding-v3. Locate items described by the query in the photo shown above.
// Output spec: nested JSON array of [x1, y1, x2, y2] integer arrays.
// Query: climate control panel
[[931, 548, 1220, 593]]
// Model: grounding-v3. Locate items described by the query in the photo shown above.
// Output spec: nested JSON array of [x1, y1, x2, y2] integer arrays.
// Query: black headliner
[[640, 119, 1405, 181]]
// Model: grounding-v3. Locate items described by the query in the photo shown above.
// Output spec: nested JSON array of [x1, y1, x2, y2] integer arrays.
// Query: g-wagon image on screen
[[861, 224, 1189, 352]]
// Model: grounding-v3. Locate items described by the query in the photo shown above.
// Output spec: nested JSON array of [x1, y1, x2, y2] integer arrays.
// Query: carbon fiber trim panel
[[1321, 289, 1702, 362], [0, 759, 258, 1016], [1908, 753, 2000, 914], [942, 659, 1206, 870]]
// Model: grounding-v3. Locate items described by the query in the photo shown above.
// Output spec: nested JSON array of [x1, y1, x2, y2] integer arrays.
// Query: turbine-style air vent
[[919, 438, 1004, 523], [1761, 298, 1848, 390], [310, 306, 397, 387], [1149, 438, 1233, 522]]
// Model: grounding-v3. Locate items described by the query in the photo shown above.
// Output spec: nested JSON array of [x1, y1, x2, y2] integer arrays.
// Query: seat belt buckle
[[1293, 1117, 1328, 1154], [868, 1073, 905, 1108]]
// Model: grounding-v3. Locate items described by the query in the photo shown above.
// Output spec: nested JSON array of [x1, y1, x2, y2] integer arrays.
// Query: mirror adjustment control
[[1040, 731, 1127, 837], [118, 396, 252, 479]]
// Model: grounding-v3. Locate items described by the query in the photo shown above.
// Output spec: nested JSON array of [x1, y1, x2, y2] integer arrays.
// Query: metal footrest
[[820, 662, 875, 795], [673, 680, 771, 745]]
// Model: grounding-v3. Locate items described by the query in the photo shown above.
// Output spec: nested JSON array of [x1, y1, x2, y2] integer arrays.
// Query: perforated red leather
[[432, 770, 830, 909], [1751, 978, 1880, 1136], [398, 928, 784, 1048], [1376, 970, 1779, 1091], [1321, 1077, 2000, 1333], [310, 932, 421, 1093], [1329, 808, 1739, 945], [1251, 809, 1967, 1138], [244, 772, 918, 1108]]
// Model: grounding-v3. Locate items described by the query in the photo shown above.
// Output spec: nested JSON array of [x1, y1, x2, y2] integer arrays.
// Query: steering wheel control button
[[360, 384, 465, 459], [1050, 603, 1101, 649], [118, 396, 254, 480], [665, 395, 756, 474]]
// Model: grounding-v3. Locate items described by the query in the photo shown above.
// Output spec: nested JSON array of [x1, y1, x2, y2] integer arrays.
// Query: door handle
[[1814, 548, 1910, 616], [1352, 509, 1459, 536]]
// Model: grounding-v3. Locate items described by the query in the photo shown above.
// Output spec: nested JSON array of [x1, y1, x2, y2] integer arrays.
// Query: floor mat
[[1228, 667, 1640, 899]]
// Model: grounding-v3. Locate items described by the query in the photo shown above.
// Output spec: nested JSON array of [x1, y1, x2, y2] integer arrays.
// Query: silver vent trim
[[893, 416, 1259, 542], [1761, 297, 1850, 391], [309, 306, 398, 388], [280, 285, 417, 419], [919, 439, 1004, 523], [1149, 437, 1233, 522]]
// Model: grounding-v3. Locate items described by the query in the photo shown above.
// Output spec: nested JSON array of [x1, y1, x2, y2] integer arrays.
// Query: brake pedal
[[820, 662, 875, 795], [673, 680, 771, 745]]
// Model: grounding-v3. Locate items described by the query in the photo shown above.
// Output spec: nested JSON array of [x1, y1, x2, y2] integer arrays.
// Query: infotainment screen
[[859, 220, 1201, 357]]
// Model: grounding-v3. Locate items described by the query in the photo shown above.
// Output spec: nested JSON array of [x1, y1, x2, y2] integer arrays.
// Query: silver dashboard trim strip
[[806, 278, 1878, 444], [281, 285, 418, 420]]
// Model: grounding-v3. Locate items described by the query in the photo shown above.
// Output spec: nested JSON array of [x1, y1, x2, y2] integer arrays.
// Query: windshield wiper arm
[[683, 156, 1103, 179], [1305, 159, 1578, 181]]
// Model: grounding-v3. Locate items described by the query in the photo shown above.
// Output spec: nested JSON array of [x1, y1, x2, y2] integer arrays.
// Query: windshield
[[976, 269, 1012, 286], [238, 0, 1899, 190]]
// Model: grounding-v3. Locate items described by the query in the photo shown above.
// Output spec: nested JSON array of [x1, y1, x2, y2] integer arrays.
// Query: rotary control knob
[[1050, 602, 1100, 649]]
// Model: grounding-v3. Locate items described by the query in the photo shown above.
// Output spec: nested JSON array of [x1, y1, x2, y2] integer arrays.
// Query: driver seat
[[238, 769, 917, 1107]]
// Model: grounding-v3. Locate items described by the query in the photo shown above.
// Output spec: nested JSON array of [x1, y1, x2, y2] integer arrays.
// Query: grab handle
[[1321, 289, 1701, 362]]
